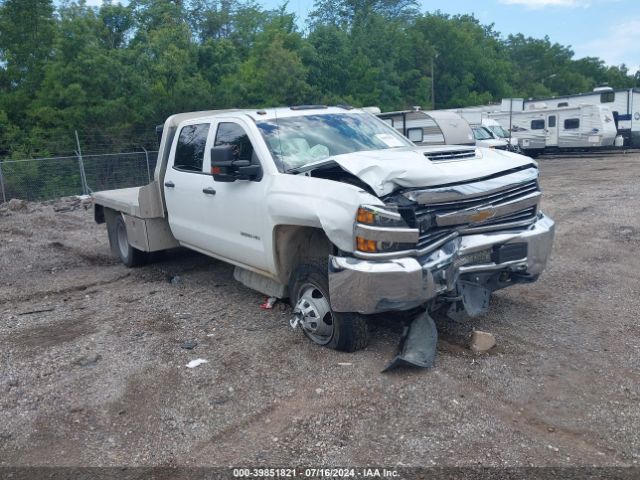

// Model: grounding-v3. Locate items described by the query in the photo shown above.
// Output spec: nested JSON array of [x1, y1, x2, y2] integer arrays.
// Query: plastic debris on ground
[[260, 296, 277, 309], [186, 359, 208, 369]]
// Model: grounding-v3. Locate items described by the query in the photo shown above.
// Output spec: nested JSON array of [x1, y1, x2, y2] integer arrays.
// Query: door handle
[[202, 187, 216, 196], [164, 181, 175, 188]]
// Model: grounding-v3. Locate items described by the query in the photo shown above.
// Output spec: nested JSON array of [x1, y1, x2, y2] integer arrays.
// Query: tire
[[289, 258, 369, 352], [108, 215, 148, 268]]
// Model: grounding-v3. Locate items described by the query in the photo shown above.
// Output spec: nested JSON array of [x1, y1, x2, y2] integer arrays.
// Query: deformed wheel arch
[[272, 225, 336, 286]]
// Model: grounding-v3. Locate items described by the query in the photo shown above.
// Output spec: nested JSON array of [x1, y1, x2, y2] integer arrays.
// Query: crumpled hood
[[330, 146, 537, 197]]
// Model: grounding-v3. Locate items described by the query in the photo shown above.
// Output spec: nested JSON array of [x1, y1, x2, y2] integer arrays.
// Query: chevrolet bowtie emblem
[[468, 207, 496, 223]]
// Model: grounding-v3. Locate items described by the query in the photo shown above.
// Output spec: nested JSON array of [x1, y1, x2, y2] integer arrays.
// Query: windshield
[[488, 125, 510, 138], [257, 113, 413, 172], [472, 126, 493, 140]]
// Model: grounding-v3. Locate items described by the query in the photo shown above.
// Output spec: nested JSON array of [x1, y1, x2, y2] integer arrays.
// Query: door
[[203, 118, 271, 272], [546, 114, 558, 146], [164, 121, 218, 252]]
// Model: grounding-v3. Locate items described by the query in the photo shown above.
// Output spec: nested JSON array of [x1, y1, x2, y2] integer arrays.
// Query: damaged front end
[[328, 166, 555, 370]]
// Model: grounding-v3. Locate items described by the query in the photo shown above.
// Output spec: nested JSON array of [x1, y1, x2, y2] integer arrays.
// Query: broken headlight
[[355, 205, 419, 255]]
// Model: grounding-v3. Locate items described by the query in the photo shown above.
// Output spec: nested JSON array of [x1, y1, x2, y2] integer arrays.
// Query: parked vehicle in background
[[471, 125, 509, 150], [377, 108, 475, 147], [482, 118, 510, 140], [481, 118, 520, 152], [452, 109, 516, 151], [521, 87, 640, 147], [489, 103, 617, 157], [92, 106, 554, 368]]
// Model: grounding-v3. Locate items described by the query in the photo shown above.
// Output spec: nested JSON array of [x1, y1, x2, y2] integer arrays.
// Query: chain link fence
[[0, 151, 158, 203]]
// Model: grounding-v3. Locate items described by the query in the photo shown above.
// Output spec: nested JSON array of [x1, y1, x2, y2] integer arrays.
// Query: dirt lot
[[1, 153, 639, 469]]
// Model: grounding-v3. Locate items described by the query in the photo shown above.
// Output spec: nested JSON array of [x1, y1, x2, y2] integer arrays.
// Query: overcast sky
[[81, 0, 639, 70]]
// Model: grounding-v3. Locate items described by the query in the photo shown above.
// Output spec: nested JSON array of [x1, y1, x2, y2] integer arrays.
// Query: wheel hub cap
[[293, 285, 334, 345]]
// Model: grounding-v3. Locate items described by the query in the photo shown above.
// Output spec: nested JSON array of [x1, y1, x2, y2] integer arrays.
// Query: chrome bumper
[[328, 213, 555, 314]]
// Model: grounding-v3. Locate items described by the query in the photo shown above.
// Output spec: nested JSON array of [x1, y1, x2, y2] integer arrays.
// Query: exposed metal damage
[[303, 156, 554, 370]]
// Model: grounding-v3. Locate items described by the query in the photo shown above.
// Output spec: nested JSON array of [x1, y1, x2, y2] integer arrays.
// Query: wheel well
[[273, 226, 335, 285]]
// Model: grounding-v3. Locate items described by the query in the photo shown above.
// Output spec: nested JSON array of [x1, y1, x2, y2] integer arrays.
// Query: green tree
[[1, 0, 639, 162], [28, 2, 142, 154], [408, 13, 514, 108], [220, 13, 311, 106], [0, 0, 56, 154], [309, 0, 418, 29]]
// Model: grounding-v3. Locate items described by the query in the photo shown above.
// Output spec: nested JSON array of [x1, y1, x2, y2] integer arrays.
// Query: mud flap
[[382, 311, 438, 372]]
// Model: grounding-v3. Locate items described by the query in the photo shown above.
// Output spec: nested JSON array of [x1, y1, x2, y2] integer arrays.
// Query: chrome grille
[[413, 180, 539, 216], [411, 179, 539, 251]]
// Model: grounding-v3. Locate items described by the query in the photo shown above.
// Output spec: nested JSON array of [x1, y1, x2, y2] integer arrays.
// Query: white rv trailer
[[488, 104, 617, 156], [453, 102, 545, 154], [377, 109, 475, 147], [522, 87, 640, 147]]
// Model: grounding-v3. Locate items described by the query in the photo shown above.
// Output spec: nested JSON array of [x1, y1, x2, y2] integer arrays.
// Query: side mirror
[[210, 145, 263, 182]]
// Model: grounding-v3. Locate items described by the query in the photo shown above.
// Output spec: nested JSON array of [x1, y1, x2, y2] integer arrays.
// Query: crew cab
[[93, 106, 554, 354]]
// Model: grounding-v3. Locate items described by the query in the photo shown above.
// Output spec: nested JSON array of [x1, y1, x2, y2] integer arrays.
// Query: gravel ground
[[1, 153, 639, 468]]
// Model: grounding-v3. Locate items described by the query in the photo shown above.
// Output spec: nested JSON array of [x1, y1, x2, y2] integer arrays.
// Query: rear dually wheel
[[108, 214, 148, 268]]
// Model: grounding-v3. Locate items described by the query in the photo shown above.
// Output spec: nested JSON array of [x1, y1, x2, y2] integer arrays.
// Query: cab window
[[174, 123, 210, 172], [214, 122, 255, 162]]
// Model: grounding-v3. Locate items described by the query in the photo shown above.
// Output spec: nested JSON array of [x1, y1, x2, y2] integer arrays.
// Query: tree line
[[1, 0, 638, 159]]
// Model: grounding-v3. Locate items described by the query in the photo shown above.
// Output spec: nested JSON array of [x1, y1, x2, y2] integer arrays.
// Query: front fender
[[266, 174, 382, 253]]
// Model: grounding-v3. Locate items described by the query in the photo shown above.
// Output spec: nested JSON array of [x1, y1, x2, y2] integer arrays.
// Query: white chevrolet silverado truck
[[93, 106, 554, 368]]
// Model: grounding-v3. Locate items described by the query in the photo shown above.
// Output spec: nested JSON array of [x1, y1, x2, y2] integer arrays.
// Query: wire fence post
[[75, 130, 90, 195], [0, 160, 6, 204], [142, 147, 151, 183]]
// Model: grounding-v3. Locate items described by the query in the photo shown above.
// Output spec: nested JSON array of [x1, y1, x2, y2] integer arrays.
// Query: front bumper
[[328, 213, 555, 314]]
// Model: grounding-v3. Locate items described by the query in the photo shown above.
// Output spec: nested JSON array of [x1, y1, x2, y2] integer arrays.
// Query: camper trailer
[[377, 109, 475, 147], [488, 104, 617, 156], [521, 87, 640, 147]]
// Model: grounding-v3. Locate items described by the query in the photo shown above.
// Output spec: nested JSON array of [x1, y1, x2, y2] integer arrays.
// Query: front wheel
[[289, 259, 369, 352]]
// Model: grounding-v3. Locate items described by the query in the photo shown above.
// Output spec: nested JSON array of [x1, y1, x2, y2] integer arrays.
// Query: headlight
[[354, 205, 419, 255], [356, 205, 407, 228]]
